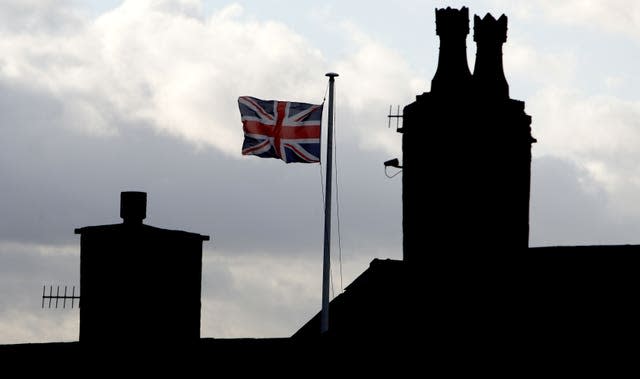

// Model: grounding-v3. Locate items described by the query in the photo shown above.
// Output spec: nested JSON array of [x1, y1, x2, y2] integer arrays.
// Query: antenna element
[[42, 285, 80, 309], [387, 105, 403, 132]]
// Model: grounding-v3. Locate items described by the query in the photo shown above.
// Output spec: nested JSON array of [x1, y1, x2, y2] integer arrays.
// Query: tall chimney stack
[[401, 7, 534, 264]]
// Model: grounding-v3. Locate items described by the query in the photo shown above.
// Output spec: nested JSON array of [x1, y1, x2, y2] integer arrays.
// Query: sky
[[0, 0, 639, 343]]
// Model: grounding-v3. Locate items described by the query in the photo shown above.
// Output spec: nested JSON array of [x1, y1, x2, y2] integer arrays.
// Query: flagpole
[[321, 72, 338, 334]]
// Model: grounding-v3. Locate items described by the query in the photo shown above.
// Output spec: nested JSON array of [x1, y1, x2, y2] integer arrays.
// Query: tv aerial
[[42, 285, 80, 309], [384, 105, 403, 178]]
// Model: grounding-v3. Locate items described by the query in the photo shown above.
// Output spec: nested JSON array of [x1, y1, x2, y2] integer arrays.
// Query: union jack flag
[[238, 96, 323, 163]]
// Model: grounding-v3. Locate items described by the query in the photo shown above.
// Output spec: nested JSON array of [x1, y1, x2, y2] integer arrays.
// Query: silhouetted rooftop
[[3, 6, 640, 370], [74, 223, 210, 241]]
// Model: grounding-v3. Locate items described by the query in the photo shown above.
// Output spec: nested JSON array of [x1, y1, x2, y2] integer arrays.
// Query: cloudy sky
[[1, 0, 639, 344]]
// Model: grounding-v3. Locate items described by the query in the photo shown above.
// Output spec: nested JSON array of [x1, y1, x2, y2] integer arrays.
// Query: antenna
[[387, 105, 403, 132], [42, 285, 80, 309], [385, 104, 403, 178]]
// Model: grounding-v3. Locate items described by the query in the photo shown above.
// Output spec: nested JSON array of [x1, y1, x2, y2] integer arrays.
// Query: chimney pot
[[431, 6, 472, 95], [120, 191, 147, 224]]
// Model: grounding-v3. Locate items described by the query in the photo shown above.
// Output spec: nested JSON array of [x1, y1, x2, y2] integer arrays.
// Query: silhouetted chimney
[[431, 7, 472, 95], [401, 6, 534, 264], [473, 14, 509, 98], [120, 191, 146, 224], [75, 191, 210, 345]]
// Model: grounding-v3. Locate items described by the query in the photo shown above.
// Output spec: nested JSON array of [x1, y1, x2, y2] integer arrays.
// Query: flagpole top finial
[[325, 72, 339, 78]]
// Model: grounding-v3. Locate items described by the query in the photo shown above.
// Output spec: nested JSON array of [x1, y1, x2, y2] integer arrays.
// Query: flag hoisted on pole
[[238, 96, 323, 163], [237, 72, 338, 334]]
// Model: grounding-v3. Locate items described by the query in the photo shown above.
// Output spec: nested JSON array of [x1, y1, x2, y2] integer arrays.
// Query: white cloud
[[0, 0, 422, 159], [529, 86, 640, 215], [0, 1, 328, 155], [531, 155, 640, 246], [604, 75, 624, 90], [531, 87, 640, 160], [530, 156, 609, 246], [503, 38, 578, 87], [492, 0, 640, 41], [334, 22, 425, 155], [0, 309, 78, 344], [535, 0, 640, 40]]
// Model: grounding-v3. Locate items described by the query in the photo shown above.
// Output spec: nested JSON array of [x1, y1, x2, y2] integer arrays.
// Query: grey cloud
[[0, 0, 84, 34], [529, 155, 640, 246], [0, 244, 79, 343], [0, 73, 401, 258], [201, 253, 321, 337], [0, 71, 400, 340]]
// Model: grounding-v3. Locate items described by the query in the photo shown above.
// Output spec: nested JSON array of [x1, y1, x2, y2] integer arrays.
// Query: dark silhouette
[[430, 7, 472, 96], [297, 5, 536, 347], [403, 7, 534, 264], [3, 5, 640, 369], [294, 7, 640, 366], [75, 192, 209, 345]]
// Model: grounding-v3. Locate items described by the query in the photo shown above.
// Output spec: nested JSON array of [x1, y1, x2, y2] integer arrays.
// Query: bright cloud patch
[[0, 1, 327, 154], [535, 0, 640, 40], [0, 0, 420, 158], [529, 86, 640, 215]]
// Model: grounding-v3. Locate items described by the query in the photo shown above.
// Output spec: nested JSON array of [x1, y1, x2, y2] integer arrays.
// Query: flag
[[238, 96, 323, 163]]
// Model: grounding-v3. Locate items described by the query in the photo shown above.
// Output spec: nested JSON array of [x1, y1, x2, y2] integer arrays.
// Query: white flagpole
[[321, 72, 338, 334]]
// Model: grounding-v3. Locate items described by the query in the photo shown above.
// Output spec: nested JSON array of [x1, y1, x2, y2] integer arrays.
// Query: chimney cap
[[120, 191, 147, 224], [435, 6, 469, 37], [473, 13, 508, 43]]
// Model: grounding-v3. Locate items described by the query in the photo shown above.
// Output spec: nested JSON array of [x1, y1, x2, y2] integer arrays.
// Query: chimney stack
[[400, 7, 534, 263], [76, 191, 210, 344]]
